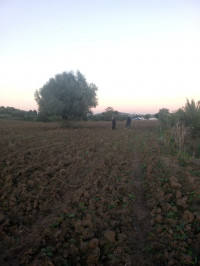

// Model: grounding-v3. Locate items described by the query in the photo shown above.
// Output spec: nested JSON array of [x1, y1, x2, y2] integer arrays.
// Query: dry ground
[[0, 120, 200, 265]]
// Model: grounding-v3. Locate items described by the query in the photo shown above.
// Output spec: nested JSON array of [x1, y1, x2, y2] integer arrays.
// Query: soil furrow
[[1, 120, 199, 265]]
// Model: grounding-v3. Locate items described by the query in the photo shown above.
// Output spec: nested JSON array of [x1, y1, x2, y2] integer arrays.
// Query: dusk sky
[[1, 0, 200, 114]]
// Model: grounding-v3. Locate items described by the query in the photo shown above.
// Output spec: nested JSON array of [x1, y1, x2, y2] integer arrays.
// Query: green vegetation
[[157, 98, 200, 158], [89, 107, 155, 121], [34, 71, 98, 121], [0, 106, 37, 121]]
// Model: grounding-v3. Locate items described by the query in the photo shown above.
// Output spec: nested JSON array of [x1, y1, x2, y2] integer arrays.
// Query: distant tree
[[101, 107, 119, 121], [157, 108, 171, 127], [144, 114, 151, 120], [0, 106, 37, 121], [105, 107, 114, 113], [34, 71, 98, 120]]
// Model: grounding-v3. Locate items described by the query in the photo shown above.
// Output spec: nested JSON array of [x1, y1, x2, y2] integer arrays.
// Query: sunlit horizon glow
[[1, 0, 200, 115]]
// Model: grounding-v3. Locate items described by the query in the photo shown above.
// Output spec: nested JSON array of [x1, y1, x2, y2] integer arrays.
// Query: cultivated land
[[0, 120, 200, 265]]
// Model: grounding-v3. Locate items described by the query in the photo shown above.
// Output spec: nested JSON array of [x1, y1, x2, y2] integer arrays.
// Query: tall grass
[[157, 99, 200, 158]]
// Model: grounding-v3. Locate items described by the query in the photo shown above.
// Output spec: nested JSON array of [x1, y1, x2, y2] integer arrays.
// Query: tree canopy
[[101, 107, 119, 121], [34, 71, 98, 120], [156, 108, 171, 127]]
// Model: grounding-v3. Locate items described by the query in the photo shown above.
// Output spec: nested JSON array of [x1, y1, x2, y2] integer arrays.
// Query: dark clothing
[[126, 117, 131, 129], [112, 118, 116, 130]]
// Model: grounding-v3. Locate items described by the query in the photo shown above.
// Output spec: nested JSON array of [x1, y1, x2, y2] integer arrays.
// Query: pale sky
[[1, 0, 200, 114]]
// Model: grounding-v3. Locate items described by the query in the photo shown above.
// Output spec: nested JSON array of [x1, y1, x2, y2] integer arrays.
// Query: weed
[[188, 191, 200, 203], [176, 233, 187, 240], [186, 249, 199, 265], [108, 253, 114, 259], [189, 169, 200, 177], [1, 200, 9, 211], [62, 242, 68, 248], [62, 260, 71, 266], [142, 163, 147, 172], [177, 151, 190, 166], [45, 228, 50, 234], [51, 217, 63, 228], [93, 196, 100, 202], [166, 211, 178, 220], [146, 193, 151, 200], [107, 203, 117, 209], [122, 201, 128, 208], [69, 238, 76, 244], [79, 202, 87, 210], [90, 210, 97, 215], [66, 213, 76, 219], [175, 223, 188, 240], [41, 246, 53, 257], [112, 141, 119, 150], [176, 222, 185, 231], [148, 232, 155, 240], [0, 159, 6, 170], [160, 177, 168, 185], [145, 245, 153, 253], [104, 241, 113, 252], [128, 179, 134, 185], [116, 176, 122, 181], [128, 193, 135, 201]]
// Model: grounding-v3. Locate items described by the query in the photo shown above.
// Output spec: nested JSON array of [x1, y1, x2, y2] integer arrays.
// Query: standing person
[[126, 116, 131, 130], [112, 117, 116, 130]]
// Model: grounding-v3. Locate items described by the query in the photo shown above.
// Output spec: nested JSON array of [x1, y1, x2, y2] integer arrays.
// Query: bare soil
[[0, 120, 199, 265]]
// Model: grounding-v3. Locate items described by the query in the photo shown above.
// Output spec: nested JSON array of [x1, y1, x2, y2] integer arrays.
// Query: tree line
[[0, 106, 37, 121], [88, 107, 153, 121], [0, 105, 151, 122], [34, 71, 153, 122], [0, 71, 155, 122], [1, 70, 199, 150]]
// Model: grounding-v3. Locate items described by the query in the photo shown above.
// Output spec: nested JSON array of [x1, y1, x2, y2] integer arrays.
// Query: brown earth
[[0, 120, 199, 265]]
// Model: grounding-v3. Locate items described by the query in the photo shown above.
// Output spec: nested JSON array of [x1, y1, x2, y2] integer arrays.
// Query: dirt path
[[118, 129, 156, 266], [129, 151, 153, 265]]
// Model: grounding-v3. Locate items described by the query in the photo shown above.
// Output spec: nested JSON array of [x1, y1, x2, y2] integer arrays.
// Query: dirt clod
[[104, 230, 116, 243], [182, 210, 195, 223]]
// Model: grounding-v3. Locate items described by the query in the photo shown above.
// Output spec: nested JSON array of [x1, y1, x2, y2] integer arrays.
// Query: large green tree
[[34, 71, 98, 120]]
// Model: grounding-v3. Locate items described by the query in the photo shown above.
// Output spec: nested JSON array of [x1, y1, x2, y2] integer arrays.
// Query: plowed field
[[0, 120, 200, 265]]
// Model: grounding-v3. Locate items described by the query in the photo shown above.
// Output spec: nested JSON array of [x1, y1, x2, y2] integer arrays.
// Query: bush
[[157, 108, 172, 128], [172, 99, 200, 137], [158, 99, 200, 158]]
